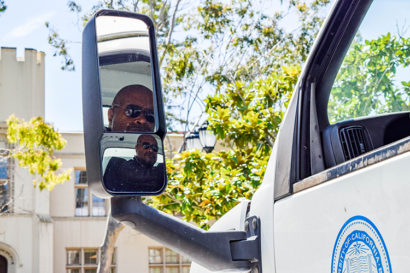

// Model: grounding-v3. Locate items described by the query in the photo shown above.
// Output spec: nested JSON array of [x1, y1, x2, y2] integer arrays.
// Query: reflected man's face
[[136, 135, 158, 167], [108, 85, 154, 132]]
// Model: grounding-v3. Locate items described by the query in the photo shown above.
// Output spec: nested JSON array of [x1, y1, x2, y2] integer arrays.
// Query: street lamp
[[185, 131, 202, 151], [198, 121, 217, 153]]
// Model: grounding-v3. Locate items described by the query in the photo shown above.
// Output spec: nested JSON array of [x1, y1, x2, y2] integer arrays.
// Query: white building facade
[[0, 47, 190, 273]]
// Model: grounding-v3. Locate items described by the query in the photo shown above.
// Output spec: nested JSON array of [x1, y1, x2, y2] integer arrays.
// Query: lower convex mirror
[[102, 134, 166, 194]]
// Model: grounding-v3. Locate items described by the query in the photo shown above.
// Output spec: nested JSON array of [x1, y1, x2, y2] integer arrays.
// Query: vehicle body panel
[[274, 149, 410, 272]]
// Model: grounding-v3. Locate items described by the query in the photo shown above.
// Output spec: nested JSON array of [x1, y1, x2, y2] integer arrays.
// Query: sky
[[0, 0, 289, 133], [0, 0, 326, 133], [0, 0, 408, 132], [0, 0, 85, 132]]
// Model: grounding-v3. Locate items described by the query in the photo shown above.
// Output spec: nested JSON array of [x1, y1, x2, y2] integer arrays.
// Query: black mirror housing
[[82, 10, 167, 198]]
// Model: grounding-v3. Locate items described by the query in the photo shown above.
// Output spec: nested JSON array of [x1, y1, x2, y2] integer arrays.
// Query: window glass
[[67, 250, 81, 265], [165, 267, 179, 273], [91, 194, 105, 216], [149, 247, 190, 273], [0, 181, 9, 213], [0, 145, 9, 213], [180, 255, 190, 264], [0, 157, 8, 179], [75, 170, 87, 184], [66, 248, 114, 273], [74, 169, 106, 217], [181, 266, 191, 273], [75, 188, 89, 216], [327, 0, 410, 123], [165, 249, 179, 264], [84, 250, 98, 265], [149, 248, 163, 264], [150, 268, 162, 273]]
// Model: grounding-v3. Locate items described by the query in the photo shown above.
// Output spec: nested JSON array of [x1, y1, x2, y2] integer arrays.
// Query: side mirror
[[82, 10, 167, 197], [82, 11, 261, 273]]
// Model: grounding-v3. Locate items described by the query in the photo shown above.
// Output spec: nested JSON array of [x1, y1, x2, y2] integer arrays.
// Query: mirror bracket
[[111, 197, 261, 272]]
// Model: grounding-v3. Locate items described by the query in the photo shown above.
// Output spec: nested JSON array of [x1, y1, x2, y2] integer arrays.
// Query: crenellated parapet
[[0, 47, 45, 64]]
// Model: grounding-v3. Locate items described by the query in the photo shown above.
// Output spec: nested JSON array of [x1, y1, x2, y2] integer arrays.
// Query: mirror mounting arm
[[111, 197, 261, 272]]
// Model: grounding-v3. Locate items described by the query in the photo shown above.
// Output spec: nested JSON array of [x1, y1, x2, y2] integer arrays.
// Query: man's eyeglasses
[[141, 142, 158, 152], [112, 104, 155, 123]]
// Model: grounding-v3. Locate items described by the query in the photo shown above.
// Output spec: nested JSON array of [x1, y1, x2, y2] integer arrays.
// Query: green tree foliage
[[153, 64, 301, 228], [160, 0, 330, 131], [153, 151, 256, 227], [0, 0, 6, 14], [45, 22, 75, 71], [46, 0, 330, 227], [7, 115, 71, 190], [328, 33, 410, 123]]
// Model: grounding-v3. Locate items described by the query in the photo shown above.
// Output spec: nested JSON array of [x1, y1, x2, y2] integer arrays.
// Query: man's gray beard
[[136, 156, 156, 168], [126, 123, 153, 132]]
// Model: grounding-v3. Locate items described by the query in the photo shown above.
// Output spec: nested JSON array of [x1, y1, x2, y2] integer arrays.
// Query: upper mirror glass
[[96, 15, 156, 133]]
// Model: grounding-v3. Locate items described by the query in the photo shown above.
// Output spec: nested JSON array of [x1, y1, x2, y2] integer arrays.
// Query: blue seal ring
[[331, 215, 392, 273]]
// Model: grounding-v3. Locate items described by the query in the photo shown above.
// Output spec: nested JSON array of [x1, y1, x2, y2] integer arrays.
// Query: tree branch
[[98, 211, 125, 273], [159, 0, 182, 66], [132, 0, 139, 12]]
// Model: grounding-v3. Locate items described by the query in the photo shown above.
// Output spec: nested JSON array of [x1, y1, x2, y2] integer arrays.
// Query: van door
[[273, 0, 410, 272]]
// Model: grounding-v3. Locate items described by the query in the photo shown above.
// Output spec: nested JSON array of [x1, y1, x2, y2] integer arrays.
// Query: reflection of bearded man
[[135, 135, 158, 167], [103, 134, 165, 193], [108, 84, 154, 132]]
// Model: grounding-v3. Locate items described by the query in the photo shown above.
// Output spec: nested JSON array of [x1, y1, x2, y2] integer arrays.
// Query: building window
[[149, 247, 191, 273], [0, 179, 9, 213], [74, 169, 106, 217], [66, 248, 116, 273], [0, 138, 11, 213]]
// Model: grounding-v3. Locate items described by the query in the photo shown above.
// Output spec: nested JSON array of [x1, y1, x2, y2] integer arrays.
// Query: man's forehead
[[138, 135, 156, 144], [115, 87, 153, 104]]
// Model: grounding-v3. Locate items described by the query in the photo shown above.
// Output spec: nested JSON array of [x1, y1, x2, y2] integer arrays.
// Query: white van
[[82, 0, 409, 272]]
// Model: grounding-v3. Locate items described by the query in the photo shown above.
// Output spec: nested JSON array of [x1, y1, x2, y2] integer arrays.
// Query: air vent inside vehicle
[[339, 126, 373, 160]]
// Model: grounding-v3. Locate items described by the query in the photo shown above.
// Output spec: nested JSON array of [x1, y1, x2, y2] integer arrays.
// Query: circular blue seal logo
[[331, 216, 392, 273]]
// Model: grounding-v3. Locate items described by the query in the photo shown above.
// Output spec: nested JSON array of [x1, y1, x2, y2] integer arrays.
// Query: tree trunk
[[98, 210, 125, 273]]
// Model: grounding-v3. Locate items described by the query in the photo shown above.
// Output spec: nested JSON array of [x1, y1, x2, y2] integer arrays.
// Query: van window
[[327, 0, 410, 124]]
